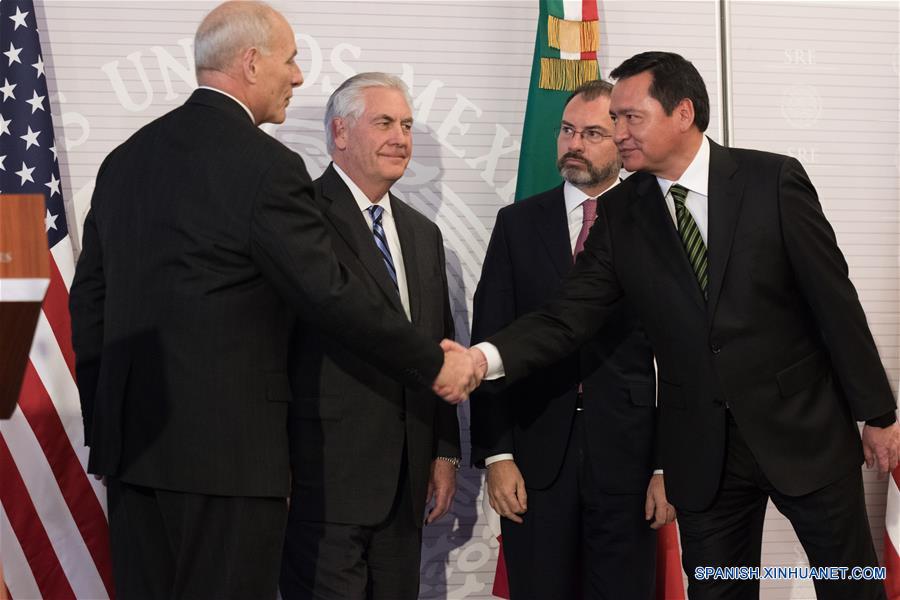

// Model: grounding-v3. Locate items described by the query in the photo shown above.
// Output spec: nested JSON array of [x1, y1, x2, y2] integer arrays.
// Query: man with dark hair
[[465, 51, 899, 599], [470, 79, 670, 600]]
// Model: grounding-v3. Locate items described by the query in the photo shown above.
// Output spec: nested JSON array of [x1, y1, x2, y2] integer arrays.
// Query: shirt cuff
[[865, 411, 897, 428], [652, 469, 664, 475], [474, 342, 505, 380], [485, 454, 515, 466]]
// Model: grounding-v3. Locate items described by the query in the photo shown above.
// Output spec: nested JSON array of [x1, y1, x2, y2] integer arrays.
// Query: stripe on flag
[[885, 466, 900, 599], [0, 1, 115, 598]]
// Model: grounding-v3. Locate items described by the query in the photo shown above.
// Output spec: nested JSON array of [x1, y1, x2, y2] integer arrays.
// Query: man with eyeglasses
[[470, 80, 672, 599]]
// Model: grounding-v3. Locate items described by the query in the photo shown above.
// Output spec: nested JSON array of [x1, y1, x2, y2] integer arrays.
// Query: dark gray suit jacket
[[489, 140, 895, 511], [470, 184, 655, 494], [287, 164, 460, 526], [70, 90, 442, 498]]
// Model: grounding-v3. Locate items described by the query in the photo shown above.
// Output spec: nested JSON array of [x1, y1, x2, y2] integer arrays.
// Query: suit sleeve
[[249, 152, 443, 388], [487, 202, 625, 385], [70, 156, 112, 446], [470, 211, 518, 466], [778, 157, 895, 420], [433, 228, 461, 459]]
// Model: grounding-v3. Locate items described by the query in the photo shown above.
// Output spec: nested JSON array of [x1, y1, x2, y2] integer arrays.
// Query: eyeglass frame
[[556, 123, 614, 144]]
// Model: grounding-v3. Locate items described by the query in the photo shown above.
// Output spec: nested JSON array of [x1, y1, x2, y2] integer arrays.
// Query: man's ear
[[332, 117, 350, 151], [240, 46, 261, 84], [676, 98, 695, 132]]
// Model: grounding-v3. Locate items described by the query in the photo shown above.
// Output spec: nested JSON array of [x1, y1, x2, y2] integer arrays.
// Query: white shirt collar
[[197, 86, 255, 123], [332, 163, 393, 216], [656, 135, 710, 197], [562, 178, 620, 216]]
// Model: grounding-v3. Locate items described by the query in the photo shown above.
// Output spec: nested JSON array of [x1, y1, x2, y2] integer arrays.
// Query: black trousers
[[107, 478, 287, 600], [280, 459, 421, 600], [500, 413, 657, 600], [678, 413, 885, 600]]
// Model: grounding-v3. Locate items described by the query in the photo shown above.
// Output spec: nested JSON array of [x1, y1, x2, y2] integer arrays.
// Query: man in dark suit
[[464, 52, 899, 600], [69, 4, 476, 599], [278, 73, 460, 600], [470, 80, 670, 600]]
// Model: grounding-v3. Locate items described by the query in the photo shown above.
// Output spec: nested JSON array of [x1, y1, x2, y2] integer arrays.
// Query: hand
[[862, 421, 900, 477], [432, 339, 481, 404], [425, 459, 457, 524], [645, 473, 676, 530], [486, 459, 527, 524]]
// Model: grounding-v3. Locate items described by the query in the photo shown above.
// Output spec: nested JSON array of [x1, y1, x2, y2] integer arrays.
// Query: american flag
[[0, 1, 114, 598], [886, 466, 900, 599]]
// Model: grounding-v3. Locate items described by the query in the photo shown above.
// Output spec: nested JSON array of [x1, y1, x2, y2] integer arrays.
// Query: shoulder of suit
[[390, 193, 440, 231], [496, 186, 562, 220], [717, 144, 797, 171], [173, 98, 302, 166]]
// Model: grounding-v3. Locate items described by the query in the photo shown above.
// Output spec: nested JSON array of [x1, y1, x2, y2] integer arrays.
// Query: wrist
[[435, 456, 461, 470]]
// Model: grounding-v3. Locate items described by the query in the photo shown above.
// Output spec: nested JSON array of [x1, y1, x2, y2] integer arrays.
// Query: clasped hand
[[431, 340, 487, 404]]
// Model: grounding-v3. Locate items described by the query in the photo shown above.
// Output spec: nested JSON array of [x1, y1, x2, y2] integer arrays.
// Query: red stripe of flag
[[42, 256, 76, 379], [656, 522, 686, 599], [0, 435, 76, 600], [884, 529, 900, 600], [17, 364, 115, 597], [581, 1, 598, 61], [892, 466, 900, 491], [581, 0, 598, 21]]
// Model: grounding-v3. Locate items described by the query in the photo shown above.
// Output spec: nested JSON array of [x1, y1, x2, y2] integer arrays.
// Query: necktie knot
[[368, 204, 384, 224], [669, 184, 689, 208]]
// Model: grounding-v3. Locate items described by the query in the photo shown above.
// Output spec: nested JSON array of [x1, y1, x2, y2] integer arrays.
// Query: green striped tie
[[670, 184, 708, 298]]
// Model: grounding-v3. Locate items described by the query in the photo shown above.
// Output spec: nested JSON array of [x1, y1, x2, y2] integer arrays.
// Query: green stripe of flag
[[514, 0, 599, 201]]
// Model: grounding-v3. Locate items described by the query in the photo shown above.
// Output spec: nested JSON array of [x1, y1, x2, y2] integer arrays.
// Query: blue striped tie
[[367, 205, 398, 290]]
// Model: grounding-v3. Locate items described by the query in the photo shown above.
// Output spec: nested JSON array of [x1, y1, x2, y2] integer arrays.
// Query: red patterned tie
[[573, 197, 597, 398], [573, 197, 597, 259]]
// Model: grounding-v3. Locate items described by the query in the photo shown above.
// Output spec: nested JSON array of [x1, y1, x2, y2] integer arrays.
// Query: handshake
[[431, 340, 488, 404]]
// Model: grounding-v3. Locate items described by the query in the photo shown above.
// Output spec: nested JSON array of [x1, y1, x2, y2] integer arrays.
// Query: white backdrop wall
[[21, 1, 900, 598]]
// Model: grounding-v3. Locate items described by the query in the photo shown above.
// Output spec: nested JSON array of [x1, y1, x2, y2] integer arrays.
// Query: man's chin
[[560, 166, 588, 182]]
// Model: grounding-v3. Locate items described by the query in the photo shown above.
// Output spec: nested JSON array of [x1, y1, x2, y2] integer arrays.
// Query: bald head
[[192, 1, 303, 125], [195, 1, 278, 79]]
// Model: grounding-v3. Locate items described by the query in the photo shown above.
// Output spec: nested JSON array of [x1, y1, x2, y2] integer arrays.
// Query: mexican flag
[[514, 0, 602, 201]]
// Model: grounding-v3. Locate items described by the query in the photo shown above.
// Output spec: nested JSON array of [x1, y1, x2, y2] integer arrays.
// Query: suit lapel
[[631, 173, 707, 312], [706, 141, 745, 323], [535, 186, 575, 278], [320, 165, 405, 315], [391, 195, 421, 325]]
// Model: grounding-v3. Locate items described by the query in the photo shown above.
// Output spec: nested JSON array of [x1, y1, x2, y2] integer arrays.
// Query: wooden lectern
[[0, 194, 50, 419]]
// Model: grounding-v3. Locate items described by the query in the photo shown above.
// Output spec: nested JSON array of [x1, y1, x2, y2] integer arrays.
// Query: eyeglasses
[[556, 124, 613, 144]]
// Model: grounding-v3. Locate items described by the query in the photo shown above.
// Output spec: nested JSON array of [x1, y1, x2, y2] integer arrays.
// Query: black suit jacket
[[69, 90, 442, 498], [470, 185, 655, 493], [287, 165, 460, 527], [489, 140, 895, 511]]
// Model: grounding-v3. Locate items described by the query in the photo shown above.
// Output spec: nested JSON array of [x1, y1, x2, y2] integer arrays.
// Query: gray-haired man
[[279, 73, 461, 600]]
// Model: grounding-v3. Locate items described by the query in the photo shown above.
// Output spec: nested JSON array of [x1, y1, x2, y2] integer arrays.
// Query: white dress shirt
[[332, 164, 412, 322], [657, 136, 710, 243]]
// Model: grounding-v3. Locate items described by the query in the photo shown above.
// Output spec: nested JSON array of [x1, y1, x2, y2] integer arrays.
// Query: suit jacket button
[[710, 344, 722, 354]]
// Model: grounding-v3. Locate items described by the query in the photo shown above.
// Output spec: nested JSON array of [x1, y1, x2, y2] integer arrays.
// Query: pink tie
[[573, 197, 598, 259], [573, 198, 597, 398]]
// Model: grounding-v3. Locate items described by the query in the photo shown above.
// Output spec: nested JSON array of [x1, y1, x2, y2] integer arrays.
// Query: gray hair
[[324, 72, 413, 153], [194, 1, 275, 74]]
